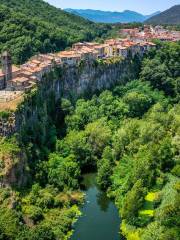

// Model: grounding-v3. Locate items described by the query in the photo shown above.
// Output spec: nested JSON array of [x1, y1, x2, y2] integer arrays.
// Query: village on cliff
[[0, 25, 180, 109]]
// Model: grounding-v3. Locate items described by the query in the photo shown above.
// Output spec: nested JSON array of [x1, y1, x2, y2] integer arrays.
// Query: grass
[[139, 209, 154, 217], [145, 192, 159, 202], [121, 220, 141, 240], [138, 191, 160, 217], [0, 94, 24, 111]]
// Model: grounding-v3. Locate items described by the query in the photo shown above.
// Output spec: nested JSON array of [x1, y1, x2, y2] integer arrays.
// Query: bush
[[22, 205, 43, 222]]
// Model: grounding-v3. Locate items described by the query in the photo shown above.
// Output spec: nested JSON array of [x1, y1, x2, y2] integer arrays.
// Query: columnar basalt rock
[[0, 58, 137, 137], [0, 58, 139, 187]]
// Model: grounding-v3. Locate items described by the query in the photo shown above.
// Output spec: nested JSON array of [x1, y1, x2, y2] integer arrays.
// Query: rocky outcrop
[[1, 152, 28, 188], [0, 142, 29, 188], [1, 59, 137, 137], [57, 59, 135, 99], [0, 113, 16, 137], [11, 58, 137, 137]]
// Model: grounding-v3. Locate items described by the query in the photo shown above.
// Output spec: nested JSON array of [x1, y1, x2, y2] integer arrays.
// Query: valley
[[0, 1, 179, 240]]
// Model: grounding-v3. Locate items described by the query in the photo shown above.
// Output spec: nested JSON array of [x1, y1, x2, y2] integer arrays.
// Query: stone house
[[57, 51, 81, 65], [116, 46, 128, 58]]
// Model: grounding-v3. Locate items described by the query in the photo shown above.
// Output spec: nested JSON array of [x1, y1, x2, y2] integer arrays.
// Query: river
[[70, 173, 121, 240]]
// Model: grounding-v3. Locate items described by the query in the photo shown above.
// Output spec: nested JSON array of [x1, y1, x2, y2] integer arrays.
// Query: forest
[[0, 40, 179, 239], [0, 0, 144, 65], [0, 0, 111, 64]]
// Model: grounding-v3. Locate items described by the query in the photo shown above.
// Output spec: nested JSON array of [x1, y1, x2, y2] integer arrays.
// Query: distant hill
[[65, 9, 160, 23], [145, 5, 180, 24], [0, 0, 110, 64]]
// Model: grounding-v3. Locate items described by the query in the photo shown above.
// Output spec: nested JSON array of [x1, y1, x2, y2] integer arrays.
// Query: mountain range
[[65, 9, 161, 23], [145, 5, 180, 25]]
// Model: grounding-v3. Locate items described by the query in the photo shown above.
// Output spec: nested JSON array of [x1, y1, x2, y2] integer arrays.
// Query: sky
[[45, 0, 180, 15]]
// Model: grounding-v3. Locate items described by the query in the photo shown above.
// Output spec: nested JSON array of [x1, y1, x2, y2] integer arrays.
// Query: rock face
[[1, 59, 137, 137], [0, 59, 137, 187], [0, 152, 28, 188], [61, 60, 131, 97], [0, 113, 16, 136], [0, 138, 29, 188]]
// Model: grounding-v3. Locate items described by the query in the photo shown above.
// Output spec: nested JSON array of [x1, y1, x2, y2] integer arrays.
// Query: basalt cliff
[[0, 57, 139, 187]]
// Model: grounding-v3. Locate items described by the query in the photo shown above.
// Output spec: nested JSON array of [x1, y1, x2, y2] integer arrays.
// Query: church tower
[[1, 51, 12, 87]]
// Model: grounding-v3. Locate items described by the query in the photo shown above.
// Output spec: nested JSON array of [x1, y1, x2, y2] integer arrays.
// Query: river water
[[70, 173, 121, 240]]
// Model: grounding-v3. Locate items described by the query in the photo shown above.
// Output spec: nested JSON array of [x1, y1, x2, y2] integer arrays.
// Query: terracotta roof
[[94, 44, 107, 49], [12, 65, 20, 73], [0, 70, 5, 77], [116, 45, 128, 50], [26, 67, 42, 73], [20, 71, 33, 76], [80, 47, 94, 52], [40, 62, 51, 68], [39, 54, 54, 60], [85, 42, 99, 46], [11, 77, 29, 83], [58, 51, 81, 58], [31, 59, 41, 65]]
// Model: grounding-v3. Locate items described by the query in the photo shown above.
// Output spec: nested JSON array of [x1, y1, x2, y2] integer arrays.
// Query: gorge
[[0, 0, 179, 238], [0, 40, 179, 240], [0, 55, 138, 138]]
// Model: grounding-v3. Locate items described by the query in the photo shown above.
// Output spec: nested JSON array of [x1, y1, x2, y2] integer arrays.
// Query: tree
[[140, 42, 180, 98], [0, 0, 111, 64], [97, 159, 112, 190], [29, 226, 55, 240], [141, 222, 164, 240], [0, 208, 21, 239], [121, 180, 146, 223], [48, 153, 80, 190], [85, 119, 112, 158], [61, 98, 73, 115], [59, 130, 93, 168], [123, 91, 153, 117], [22, 205, 43, 222], [97, 147, 114, 190]]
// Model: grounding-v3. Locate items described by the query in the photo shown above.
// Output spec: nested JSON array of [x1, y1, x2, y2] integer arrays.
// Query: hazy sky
[[45, 0, 180, 14]]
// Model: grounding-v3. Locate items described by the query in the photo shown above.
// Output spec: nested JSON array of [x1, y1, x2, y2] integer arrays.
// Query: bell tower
[[1, 51, 12, 87]]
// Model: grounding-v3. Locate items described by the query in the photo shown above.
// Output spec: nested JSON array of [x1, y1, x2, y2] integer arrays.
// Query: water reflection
[[96, 191, 111, 212], [70, 173, 121, 240]]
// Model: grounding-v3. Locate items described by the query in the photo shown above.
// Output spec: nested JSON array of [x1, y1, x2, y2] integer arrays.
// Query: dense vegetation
[[146, 5, 180, 25], [0, 41, 179, 239], [58, 41, 180, 239], [0, 0, 111, 64]]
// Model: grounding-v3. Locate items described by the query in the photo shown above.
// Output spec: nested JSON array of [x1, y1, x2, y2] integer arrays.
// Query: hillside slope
[[145, 5, 180, 24], [65, 9, 160, 23], [0, 0, 110, 64]]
